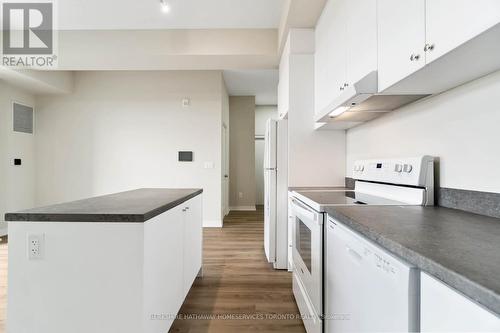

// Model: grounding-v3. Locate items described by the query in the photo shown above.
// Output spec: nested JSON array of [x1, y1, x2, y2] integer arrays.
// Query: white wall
[[346, 70, 500, 193], [255, 105, 278, 205], [229, 96, 256, 209], [35, 71, 225, 226], [0, 81, 36, 235]]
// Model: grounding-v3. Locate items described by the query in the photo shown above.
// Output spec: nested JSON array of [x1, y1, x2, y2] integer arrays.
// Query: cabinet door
[[377, 0, 426, 91], [278, 51, 290, 118], [327, 0, 348, 100], [183, 195, 203, 297], [425, 0, 500, 64], [346, 0, 377, 85], [314, 6, 330, 116], [277, 79, 283, 117], [421, 272, 500, 332], [143, 205, 185, 332]]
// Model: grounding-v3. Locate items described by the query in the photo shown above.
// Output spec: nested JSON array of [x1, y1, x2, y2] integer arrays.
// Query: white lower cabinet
[[143, 194, 204, 333], [421, 272, 500, 332], [182, 195, 203, 297]]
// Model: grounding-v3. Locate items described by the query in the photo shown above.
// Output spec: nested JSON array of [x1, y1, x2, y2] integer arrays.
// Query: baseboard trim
[[203, 220, 223, 228], [229, 206, 256, 211]]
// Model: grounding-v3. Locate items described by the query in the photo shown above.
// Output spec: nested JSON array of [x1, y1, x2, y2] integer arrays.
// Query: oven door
[[291, 198, 323, 322]]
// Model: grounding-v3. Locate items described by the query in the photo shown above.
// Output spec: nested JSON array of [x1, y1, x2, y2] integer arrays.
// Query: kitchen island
[[5, 188, 203, 333]]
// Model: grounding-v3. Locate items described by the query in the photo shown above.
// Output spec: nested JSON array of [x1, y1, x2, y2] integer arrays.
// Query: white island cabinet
[[421, 272, 500, 332], [6, 189, 203, 333]]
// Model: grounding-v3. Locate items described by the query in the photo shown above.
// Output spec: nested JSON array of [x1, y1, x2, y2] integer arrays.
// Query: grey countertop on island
[[5, 188, 203, 223], [324, 205, 500, 315]]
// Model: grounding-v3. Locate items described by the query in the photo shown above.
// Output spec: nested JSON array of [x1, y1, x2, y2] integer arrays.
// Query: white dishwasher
[[326, 217, 420, 333]]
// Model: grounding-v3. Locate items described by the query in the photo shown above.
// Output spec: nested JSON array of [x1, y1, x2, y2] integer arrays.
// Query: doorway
[[222, 123, 229, 217]]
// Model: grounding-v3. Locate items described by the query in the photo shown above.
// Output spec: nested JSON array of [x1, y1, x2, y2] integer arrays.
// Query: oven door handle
[[291, 198, 320, 225]]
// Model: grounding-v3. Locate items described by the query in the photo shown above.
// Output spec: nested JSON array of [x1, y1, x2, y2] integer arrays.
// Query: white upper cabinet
[[346, 0, 377, 85], [326, 0, 348, 101], [280, 29, 315, 119], [314, 3, 331, 116], [378, 0, 500, 92], [378, 0, 426, 92], [278, 48, 290, 119], [314, 0, 377, 117], [425, 0, 500, 64]]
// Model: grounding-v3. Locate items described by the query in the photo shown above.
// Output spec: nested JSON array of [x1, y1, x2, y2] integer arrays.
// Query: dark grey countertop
[[5, 188, 203, 223], [324, 205, 500, 315]]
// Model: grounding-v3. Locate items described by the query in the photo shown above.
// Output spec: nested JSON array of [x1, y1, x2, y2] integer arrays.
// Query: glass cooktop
[[294, 190, 407, 206]]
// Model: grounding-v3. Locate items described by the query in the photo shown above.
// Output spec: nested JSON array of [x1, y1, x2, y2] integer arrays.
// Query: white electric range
[[290, 156, 435, 333]]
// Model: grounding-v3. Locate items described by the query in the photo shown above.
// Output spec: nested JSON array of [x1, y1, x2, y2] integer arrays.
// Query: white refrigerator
[[264, 119, 288, 270]]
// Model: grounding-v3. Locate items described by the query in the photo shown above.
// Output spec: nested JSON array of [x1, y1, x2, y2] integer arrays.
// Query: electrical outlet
[[28, 234, 44, 260]]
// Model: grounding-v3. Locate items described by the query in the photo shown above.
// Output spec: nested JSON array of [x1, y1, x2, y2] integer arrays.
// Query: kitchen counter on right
[[324, 205, 500, 316]]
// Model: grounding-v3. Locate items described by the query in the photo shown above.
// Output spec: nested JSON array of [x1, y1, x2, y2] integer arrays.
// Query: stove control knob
[[354, 165, 359, 171], [359, 165, 364, 171], [403, 164, 413, 173], [394, 164, 403, 173]]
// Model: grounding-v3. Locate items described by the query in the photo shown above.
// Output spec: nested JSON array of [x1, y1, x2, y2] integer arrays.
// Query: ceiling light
[[329, 106, 350, 118], [160, 0, 170, 13]]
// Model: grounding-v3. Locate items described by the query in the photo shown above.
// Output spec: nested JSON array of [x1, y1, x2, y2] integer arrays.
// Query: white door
[[377, 0, 426, 91], [222, 124, 229, 217], [255, 139, 265, 205], [264, 120, 277, 263], [425, 0, 500, 64]]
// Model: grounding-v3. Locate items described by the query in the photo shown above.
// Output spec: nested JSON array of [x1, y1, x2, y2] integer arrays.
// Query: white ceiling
[[223, 70, 278, 105], [58, 0, 286, 30]]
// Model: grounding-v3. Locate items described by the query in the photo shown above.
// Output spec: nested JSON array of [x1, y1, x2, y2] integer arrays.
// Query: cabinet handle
[[410, 54, 421, 61], [340, 86, 344, 91], [344, 83, 349, 87], [185, 207, 190, 210], [424, 43, 435, 52]]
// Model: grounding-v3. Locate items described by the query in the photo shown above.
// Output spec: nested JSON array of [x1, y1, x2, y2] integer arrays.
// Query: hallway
[[169, 209, 305, 332]]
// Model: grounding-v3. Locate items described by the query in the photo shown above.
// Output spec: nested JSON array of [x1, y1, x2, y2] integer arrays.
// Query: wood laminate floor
[[169, 209, 305, 333], [0, 210, 304, 333]]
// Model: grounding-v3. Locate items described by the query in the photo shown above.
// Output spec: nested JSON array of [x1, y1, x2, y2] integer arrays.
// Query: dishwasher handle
[[346, 246, 363, 262]]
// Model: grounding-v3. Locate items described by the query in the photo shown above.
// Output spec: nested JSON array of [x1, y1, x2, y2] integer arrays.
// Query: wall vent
[[13, 103, 34, 134]]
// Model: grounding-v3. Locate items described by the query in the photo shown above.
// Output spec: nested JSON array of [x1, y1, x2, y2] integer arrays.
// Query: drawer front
[[293, 272, 322, 333]]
